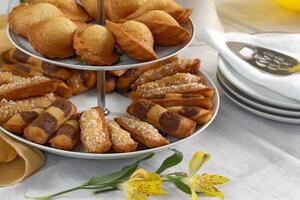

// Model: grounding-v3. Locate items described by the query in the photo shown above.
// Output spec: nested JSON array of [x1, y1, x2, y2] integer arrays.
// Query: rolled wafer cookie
[[3, 108, 45, 134], [50, 118, 80, 150], [127, 99, 196, 138], [24, 99, 77, 144], [166, 106, 212, 125], [0, 94, 56, 124]]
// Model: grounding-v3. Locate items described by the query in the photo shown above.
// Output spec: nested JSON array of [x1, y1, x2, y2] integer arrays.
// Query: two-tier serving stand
[[1, 0, 220, 159]]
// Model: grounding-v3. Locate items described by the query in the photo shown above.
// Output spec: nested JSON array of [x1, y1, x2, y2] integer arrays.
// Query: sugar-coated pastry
[[66, 71, 96, 95], [145, 93, 213, 109], [131, 82, 214, 99], [80, 107, 111, 153], [80, 0, 97, 19], [131, 58, 200, 89], [28, 0, 92, 22], [107, 120, 138, 153], [105, 73, 116, 93], [127, 99, 196, 138], [166, 106, 212, 125], [0, 76, 58, 101], [28, 17, 77, 58], [0, 94, 55, 124], [0, 72, 25, 86], [2, 49, 72, 80], [134, 10, 192, 46], [8, 3, 62, 38], [74, 24, 119, 66], [24, 99, 77, 144], [104, 0, 147, 22], [136, 73, 203, 91], [124, 0, 192, 24], [107, 20, 158, 61], [3, 108, 45, 134], [116, 56, 178, 91], [115, 116, 169, 148], [50, 118, 80, 150]]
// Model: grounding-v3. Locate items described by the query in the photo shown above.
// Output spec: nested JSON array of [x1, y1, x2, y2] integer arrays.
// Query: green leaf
[[156, 149, 183, 174], [87, 153, 154, 185], [20, 0, 27, 3], [168, 176, 191, 194]]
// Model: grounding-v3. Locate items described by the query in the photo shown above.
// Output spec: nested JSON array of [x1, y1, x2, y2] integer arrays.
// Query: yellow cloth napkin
[[0, 15, 45, 187], [0, 132, 45, 187]]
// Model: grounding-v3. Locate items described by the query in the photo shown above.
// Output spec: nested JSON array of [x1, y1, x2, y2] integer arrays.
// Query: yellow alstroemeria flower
[[182, 151, 229, 200], [120, 168, 166, 200]]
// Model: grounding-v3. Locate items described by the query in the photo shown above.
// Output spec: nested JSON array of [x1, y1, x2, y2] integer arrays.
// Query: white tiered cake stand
[[1, 0, 220, 159]]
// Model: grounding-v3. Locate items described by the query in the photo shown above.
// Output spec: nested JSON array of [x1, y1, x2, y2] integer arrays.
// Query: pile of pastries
[[0, 50, 215, 153], [8, 0, 193, 65]]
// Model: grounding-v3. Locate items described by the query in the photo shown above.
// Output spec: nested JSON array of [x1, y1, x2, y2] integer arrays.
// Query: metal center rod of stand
[[96, 0, 109, 115]]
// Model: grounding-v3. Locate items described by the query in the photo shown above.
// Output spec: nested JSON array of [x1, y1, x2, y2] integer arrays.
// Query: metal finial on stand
[[96, 0, 109, 115]]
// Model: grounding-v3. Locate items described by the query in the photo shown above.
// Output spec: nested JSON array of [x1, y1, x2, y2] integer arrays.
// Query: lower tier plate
[[0, 70, 219, 159]]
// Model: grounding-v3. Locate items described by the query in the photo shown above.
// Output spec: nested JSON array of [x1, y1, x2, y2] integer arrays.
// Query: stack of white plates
[[217, 57, 300, 124]]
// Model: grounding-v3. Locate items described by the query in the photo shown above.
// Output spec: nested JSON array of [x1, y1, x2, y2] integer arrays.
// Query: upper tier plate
[[7, 19, 195, 71]]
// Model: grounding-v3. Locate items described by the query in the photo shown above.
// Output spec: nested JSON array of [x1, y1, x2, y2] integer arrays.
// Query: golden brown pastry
[[28, 16, 77, 58], [0, 72, 25, 86], [28, 0, 92, 22], [49, 118, 80, 150], [115, 116, 169, 148], [134, 10, 192, 46], [127, 99, 196, 138], [0, 76, 58, 101], [145, 93, 213, 109], [8, 3, 62, 38], [109, 70, 127, 77], [124, 0, 192, 24], [131, 58, 200, 89], [80, 107, 111, 153], [104, 0, 148, 22], [106, 20, 158, 61], [106, 73, 116, 93], [136, 73, 203, 91], [54, 80, 73, 98], [66, 71, 96, 95], [24, 99, 77, 144], [73, 24, 119, 66], [80, 0, 97, 19], [3, 108, 45, 134], [0, 94, 55, 124], [116, 56, 178, 91], [166, 106, 212, 125], [131, 82, 214, 99], [107, 120, 138, 153]]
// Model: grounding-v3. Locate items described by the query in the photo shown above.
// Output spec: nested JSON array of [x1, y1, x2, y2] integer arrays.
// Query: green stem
[[94, 187, 118, 194]]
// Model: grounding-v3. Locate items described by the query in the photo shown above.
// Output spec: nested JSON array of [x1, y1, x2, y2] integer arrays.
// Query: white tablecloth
[[1, 1, 300, 200]]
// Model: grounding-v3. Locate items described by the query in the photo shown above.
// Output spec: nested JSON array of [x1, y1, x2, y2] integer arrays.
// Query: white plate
[[218, 57, 300, 110], [217, 70, 300, 117], [217, 73, 300, 124], [7, 19, 195, 71], [0, 70, 219, 159]]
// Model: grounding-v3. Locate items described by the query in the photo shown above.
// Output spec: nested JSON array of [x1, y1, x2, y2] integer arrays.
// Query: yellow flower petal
[[130, 168, 151, 181], [189, 151, 211, 176], [200, 174, 229, 185], [190, 186, 199, 200], [131, 180, 166, 195]]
